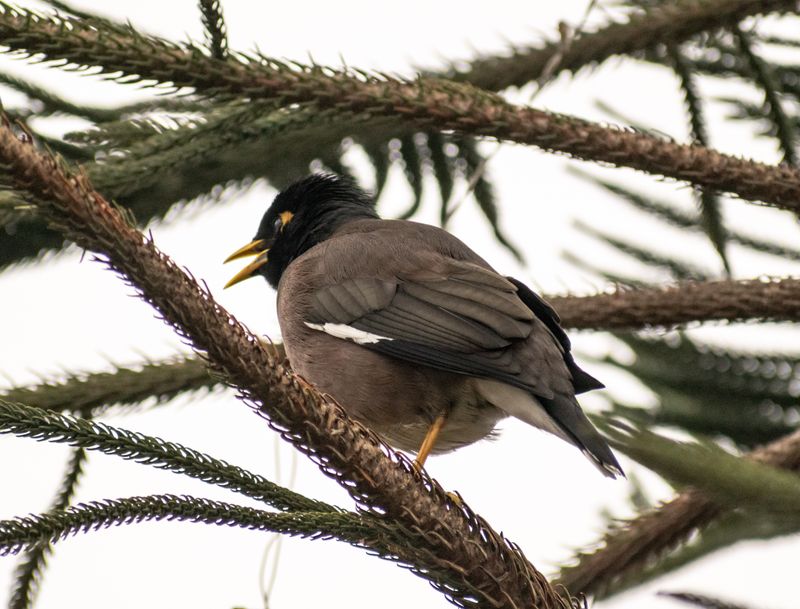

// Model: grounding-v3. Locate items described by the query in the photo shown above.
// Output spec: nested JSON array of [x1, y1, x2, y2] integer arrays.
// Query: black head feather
[[254, 173, 378, 287]]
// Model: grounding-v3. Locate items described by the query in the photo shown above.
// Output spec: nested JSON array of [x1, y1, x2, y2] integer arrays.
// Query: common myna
[[226, 174, 622, 478]]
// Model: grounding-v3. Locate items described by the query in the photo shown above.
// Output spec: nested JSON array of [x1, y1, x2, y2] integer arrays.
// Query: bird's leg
[[413, 413, 447, 471]]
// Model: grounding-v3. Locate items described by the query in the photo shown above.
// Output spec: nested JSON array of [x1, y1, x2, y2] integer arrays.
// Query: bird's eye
[[273, 217, 283, 233]]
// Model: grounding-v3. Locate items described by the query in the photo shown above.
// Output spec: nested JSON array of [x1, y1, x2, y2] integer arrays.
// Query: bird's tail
[[539, 394, 624, 479]]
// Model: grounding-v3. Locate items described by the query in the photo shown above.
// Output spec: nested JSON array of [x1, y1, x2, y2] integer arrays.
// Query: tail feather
[[475, 379, 623, 478], [540, 394, 624, 479]]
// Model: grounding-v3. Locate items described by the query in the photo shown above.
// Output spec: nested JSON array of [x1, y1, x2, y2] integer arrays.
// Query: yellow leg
[[413, 414, 447, 471]]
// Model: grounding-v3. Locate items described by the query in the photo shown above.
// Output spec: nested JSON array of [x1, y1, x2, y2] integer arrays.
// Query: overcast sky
[[0, 2, 798, 609]]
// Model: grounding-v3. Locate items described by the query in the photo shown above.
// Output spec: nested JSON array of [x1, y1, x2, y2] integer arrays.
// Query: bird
[[224, 173, 623, 478]]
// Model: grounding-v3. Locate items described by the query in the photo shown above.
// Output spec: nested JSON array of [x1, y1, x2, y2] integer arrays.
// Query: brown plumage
[[225, 174, 623, 478]]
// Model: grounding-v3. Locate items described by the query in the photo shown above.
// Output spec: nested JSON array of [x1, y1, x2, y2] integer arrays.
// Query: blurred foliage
[[1, 1, 800, 608], [0, 87, 516, 268]]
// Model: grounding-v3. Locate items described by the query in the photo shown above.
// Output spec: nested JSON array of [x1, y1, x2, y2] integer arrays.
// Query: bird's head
[[224, 173, 378, 289]]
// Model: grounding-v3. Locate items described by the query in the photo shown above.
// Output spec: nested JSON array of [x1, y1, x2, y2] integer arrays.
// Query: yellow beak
[[224, 239, 269, 288]]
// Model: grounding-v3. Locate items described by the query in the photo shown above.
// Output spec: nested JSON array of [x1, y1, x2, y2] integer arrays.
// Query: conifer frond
[[198, 0, 227, 60], [647, 42, 800, 101], [8, 447, 86, 609], [0, 493, 499, 599], [572, 170, 800, 262], [555, 427, 800, 598], [0, 400, 333, 514], [599, 510, 800, 599], [0, 356, 217, 417], [659, 590, 755, 609], [574, 220, 713, 281], [733, 26, 799, 165], [668, 45, 730, 273], [452, 0, 797, 91], [0, 5, 798, 214], [458, 139, 523, 261], [397, 134, 424, 218], [0, 495, 378, 558], [0, 96, 510, 267], [605, 332, 800, 446], [602, 420, 800, 514], [562, 249, 648, 287], [0, 71, 119, 122], [615, 333, 800, 407]]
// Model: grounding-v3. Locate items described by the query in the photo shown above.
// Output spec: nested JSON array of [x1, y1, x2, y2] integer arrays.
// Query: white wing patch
[[305, 322, 392, 345]]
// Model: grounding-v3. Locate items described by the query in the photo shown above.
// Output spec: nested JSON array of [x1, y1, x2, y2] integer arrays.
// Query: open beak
[[224, 239, 269, 288]]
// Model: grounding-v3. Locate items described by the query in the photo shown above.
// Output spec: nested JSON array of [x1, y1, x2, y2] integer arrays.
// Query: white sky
[[1, 1, 799, 609]]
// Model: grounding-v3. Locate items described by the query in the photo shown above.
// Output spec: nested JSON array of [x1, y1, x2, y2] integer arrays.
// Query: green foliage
[[0, 356, 216, 417], [599, 510, 800, 599], [0, 88, 512, 267], [8, 447, 86, 609], [602, 419, 800, 513], [0, 400, 332, 513], [2, 1, 800, 608], [0, 495, 384, 558], [606, 333, 800, 447], [668, 44, 730, 274]]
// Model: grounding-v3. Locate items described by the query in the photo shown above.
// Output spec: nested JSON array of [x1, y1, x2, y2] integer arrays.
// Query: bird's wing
[[304, 260, 571, 399], [507, 277, 604, 394]]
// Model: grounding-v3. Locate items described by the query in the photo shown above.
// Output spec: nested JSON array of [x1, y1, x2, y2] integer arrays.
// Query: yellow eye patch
[[280, 211, 294, 226]]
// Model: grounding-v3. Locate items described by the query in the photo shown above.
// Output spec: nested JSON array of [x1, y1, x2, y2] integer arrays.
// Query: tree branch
[[0, 117, 570, 609], [453, 0, 799, 91], [198, 0, 227, 60], [6, 274, 796, 424], [551, 277, 800, 330], [0, 356, 217, 417], [0, 495, 398, 559], [8, 446, 87, 609], [0, 399, 332, 514], [2, 6, 800, 210], [554, 427, 800, 597]]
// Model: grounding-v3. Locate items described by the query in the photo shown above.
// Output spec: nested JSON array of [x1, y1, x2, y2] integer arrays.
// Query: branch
[[0, 494, 461, 588], [605, 422, 800, 514], [550, 277, 800, 330], [0, 495, 476, 580], [668, 44, 729, 274], [0, 355, 217, 417], [8, 446, 86, 609], [0, 399, 332, 514], [453, 0, 799, 91], [734, 26, 798, 166], [2, 7, 800, 210], [554, 427, 800, 597], [601, 511, 800, 599], [198, 0, 227, 60], [0, 118, 570, 608], [7, 275, 794, 423], [0, 495, 398, 558]]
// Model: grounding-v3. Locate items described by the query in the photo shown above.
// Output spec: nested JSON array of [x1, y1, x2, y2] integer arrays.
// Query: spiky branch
[[0, 495, 395, 558], [454, 0, 799, 91], [555, 427, 800, 597], [1, 6, 800, 210], [551, 277, 800, 329], [8, 447, 86, 609], [0, 117, 571, 609], [0, 356, 216, 417]]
